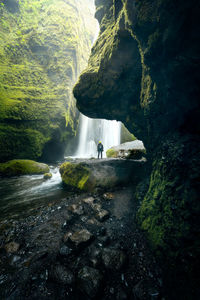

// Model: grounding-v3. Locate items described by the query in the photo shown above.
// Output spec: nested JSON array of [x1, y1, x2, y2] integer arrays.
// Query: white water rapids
[[75, 113, 121, 158]]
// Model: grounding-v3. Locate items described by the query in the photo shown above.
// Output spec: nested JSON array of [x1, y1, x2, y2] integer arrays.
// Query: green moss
[[0, 0, 96, 161], [43, 172, 52, 180], [0, 159, 49, 176], [106, 149, 118, 158], [121, 124, 136, 143], [60, 162, 95, 191]]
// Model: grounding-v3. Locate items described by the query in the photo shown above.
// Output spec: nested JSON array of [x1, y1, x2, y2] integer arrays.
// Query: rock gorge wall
[[74, 0, 200, 296], [0, 0, 96, 161]]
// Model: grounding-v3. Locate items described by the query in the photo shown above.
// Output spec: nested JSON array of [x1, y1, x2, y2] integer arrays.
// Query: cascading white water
[[75, 113, 121, 158]]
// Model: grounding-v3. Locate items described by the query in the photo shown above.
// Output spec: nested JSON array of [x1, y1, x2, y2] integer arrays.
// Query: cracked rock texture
[[74, 0, 200, 298]]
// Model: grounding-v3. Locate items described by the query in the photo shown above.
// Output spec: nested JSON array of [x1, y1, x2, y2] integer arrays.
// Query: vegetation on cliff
[[0, 0, 97, 162]]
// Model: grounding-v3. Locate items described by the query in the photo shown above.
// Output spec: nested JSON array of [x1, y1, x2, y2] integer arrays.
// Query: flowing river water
[[0, 116, 122, 222], [0, 166, 66, 222]]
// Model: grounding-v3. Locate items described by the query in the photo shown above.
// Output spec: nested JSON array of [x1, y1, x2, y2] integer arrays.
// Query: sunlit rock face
[[74, 0, 200, 297], [0, 0, 97, 161]]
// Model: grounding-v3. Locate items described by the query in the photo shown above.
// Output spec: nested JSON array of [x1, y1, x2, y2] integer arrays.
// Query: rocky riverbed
[[0, 184, 163, 299]]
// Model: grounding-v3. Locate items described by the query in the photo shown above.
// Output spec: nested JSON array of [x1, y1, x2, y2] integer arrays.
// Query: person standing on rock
[[97, 141, 104, 159]]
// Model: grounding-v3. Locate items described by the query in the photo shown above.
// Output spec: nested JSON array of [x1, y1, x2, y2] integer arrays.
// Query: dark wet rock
[[78, 266, 103, 298], [96, 226, 106, 236], [51, 264, 74, 285], [101, 248, 126, 270], [4, 242, 20, 253], [10, 255, 21, 265], [60, 159, 145, 191], [95, 209, 110, 222], [59, 245, 73, 257], [98, 236, 110, 247], [67, 204, 84, 215], [116, 288, 128, 300], [133, 279, 160, 300], [69, 229, 93, 248], [63, 231, 73, 243], [86, 218, 100, 225]]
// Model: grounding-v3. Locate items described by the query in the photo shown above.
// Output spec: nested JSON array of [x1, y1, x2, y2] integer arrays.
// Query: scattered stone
[[43, 173, 52, 180], [82, 197, 95, 205], [67, 204, 84, 215], [87, 218, 99, 225], [96, 209, 110, 222], [102, 248, 126, 270], [51, 264, 74, 285], [4, 242, 20, 253], [78, 266, 103, 298], [91, 203, 102, 211], [63, 231, 72, 243], [133, 279, 160, 300], [103, 193, 114, 200], [69, 229, 93, 248], [59, 245, 72, 256]]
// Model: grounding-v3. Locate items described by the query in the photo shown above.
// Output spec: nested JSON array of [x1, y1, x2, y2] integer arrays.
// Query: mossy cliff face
[[0, 0, 97, 162], [74, 0, 200, 296]]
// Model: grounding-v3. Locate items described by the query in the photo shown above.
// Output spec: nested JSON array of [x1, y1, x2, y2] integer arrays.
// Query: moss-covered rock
[[106, 141, 146, 159], [60, 159, 145, 192], [106, 149, 118, 158], [0, 159, 49, 176], [43, 172, 52, 180], [0, 0, 97, 162], [59, 162, 95, 191], [121, 124, 136, 144]]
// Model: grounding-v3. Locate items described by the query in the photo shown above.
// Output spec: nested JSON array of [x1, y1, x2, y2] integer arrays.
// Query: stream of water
[[0, 166, 67, 222], [75, 113, 121, 158]]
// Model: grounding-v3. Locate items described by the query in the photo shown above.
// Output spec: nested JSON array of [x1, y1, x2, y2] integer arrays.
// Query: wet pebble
[[78, 266, 103, 298], [101, 248, 126, 270]]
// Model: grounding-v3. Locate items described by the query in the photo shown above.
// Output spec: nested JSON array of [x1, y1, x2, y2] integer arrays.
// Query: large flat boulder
[[106, 140, 146, 159], [59, 158, 145, 191]]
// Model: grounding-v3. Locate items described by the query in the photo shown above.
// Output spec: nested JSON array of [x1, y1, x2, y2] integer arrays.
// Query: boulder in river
[[60, 162, 96, 191], [60, 158, 145, 191], [0, 159, 49, 176], [43, 172, 52, 180], [106, 140, 146, 159]]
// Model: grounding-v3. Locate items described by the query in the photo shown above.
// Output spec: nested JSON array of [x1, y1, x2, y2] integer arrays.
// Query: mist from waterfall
[[75, 114, 121, 158]]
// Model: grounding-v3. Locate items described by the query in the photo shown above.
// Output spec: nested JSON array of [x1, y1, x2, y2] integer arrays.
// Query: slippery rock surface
[[0, 186, 163, 299], [106, 140, 146, 159], [73, 0, 200, 298], [0, 0, 97, 161], [60, 158, 146, 191]]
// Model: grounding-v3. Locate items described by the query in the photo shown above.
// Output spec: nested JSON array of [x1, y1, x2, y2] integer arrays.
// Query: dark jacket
[[97, 143, 104, 152]]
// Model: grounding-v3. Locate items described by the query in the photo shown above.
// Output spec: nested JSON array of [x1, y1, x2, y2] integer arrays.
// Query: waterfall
[[75, 113, 121, 158]]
